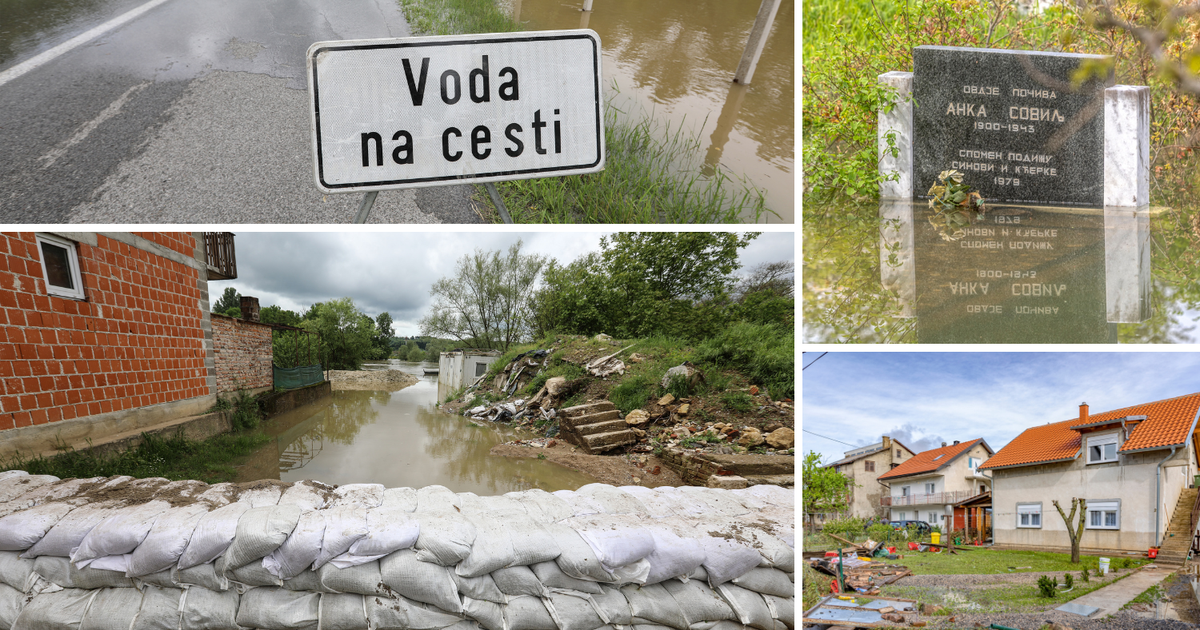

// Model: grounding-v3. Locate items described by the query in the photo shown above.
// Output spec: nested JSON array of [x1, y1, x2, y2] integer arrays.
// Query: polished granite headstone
[[913, 46, 1113, 206]]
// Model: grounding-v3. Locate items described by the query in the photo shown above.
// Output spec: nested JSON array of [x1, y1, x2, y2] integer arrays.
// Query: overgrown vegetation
[[1037, 574, 1058, 598], [396, 0, 768, 223], [803, 563, 835, 611]]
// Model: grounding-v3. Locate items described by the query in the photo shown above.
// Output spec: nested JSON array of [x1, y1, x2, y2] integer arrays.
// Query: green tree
[[372, 312, 395, 358], [302, 298, 376, 370], [213, 287, 240, 313], [802, 451, 855, 533], [261, 305, 302, 327], [419, 241, 546, 351], [600, 232, 758, 301]]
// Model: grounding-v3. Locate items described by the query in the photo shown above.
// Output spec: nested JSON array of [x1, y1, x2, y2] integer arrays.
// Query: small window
[[1017, 503, 1041, 528], [1087, 434, 1119, 464], [927, 512, 938, 524], [896, 449, 902, 458], [968, 457, 980, 469], [895, 511, 906, 521], [1086, 500, 1119, 530], [865, 460, 875, 472], [924, 482, 936, 494], [474, 362, 489, 377], [933, 454, 944, 461], [901, 486, 910, 497], [36, 234, 85, 300]]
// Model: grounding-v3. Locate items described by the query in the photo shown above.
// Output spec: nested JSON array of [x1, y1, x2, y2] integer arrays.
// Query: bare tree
[[1081, 0, 1200, 94], [1053, 498, 1088, 563]]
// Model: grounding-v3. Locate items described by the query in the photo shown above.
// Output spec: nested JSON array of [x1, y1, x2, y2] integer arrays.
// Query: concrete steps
[[1157, 487, 1197, 566], [559, 402, 638, 454]]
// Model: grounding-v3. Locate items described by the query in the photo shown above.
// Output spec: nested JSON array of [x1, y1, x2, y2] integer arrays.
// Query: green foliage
[[1127, 581, 1165, 606], [260, 305, 302, 327], [225, 389, 262, 431], [802, 563, 835, 611], [1037, 575, 1058, 598], [212, 287, 240, 313], [802, 451, 856, 530], [1081, 567, 1090, 582], [695, 321, 794, 398], [1063, 572, 1074, 590], [823, 517, 867, 539], [867, 523, 895, 542], [721, 391, 753, 412], [609, 376, 654, 414], [299, 298, 379, 371]]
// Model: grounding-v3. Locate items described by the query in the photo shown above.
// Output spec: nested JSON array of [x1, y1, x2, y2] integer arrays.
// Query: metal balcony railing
[[204, 232, 237, 280], [881, 489, 981, 507]]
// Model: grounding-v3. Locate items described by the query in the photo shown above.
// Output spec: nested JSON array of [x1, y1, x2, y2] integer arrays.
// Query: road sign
[[307, 30, 605, 193]]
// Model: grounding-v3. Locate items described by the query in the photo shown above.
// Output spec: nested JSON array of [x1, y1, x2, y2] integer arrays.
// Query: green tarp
[[274, 364, 323, 390]]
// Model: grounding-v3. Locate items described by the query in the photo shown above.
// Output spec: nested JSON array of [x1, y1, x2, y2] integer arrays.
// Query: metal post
[[484, 182, 513, 224], [733, 0, 781, 85], [354, 191, 378, 224], [582, 0, 593, 10]]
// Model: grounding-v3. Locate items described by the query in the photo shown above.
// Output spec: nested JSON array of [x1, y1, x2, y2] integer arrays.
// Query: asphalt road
[[0, 0, 484, 223]]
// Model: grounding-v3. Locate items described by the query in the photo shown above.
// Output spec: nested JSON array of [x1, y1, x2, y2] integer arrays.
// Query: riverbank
[[327, 369, 418, 391], [490, 439, 683, 487]]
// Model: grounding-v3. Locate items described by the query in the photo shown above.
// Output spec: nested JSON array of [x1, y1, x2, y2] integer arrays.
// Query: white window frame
[[1016, 503, 1042, 528], [901, 486, 910, 497], [474, 361, 489, 377], [927, 511, 938, 525], [895, 511, 906, 521], [1086, 500, 1120, 530], [35, 234, 85, 300], [1086, 434, 1120, 464], [924, 482, 936, 495]]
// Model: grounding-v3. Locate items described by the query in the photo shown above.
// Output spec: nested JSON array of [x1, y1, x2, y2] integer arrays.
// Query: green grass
[[1124, 577, 1168, 608], [885, 573, 1125, 614], [396, 0, 768, 224], [884, 548, 1146, 576], [802, 563, 835, 611]]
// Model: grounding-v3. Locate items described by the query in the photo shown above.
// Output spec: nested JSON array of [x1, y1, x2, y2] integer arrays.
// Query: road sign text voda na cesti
[[307, 31, 605, 193]]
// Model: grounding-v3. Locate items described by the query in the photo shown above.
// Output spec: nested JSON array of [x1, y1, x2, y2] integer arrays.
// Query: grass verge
[[884, 571, 1129, 614], [884, 548, 1146, 575], [395, 0, 769, 223]]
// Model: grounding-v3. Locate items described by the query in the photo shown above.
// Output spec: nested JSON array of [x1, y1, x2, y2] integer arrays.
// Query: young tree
[[419, 241, 546, 351], [802, 451, 856, 533], [212, 287, 241, 313], [260, 305, 302, 327], [600, 232, 759, 301], [301, 298, 376, 370], [1053, 498, 1088, 563]]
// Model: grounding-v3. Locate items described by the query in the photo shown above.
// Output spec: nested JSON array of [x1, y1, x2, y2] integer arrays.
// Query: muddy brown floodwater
[[509, 0, 794, 222], [235, 361, 598, 493]]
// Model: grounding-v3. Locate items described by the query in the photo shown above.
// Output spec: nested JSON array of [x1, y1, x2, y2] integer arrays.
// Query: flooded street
[[236, 361, 597, 492], [511, 0, 794, 222]]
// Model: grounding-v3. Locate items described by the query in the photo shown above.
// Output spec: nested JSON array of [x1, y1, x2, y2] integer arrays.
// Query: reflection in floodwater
[[237, 362, 596, 492], [511, 0, 794, 221], [802, 200, 1200, 343]]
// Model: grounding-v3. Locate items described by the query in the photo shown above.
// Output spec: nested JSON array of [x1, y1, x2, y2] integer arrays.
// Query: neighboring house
[[438, 349, 502, 391], [982, 394, 1200, 558], [826, 436, 918, 520], [878, 438, 994, 530]]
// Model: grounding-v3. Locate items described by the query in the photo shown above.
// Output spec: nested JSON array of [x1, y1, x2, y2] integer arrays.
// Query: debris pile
[[0, 470, 795, 630]]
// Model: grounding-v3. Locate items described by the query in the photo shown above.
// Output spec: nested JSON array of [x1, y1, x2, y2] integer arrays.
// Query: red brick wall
[[0, 233, 210, 432], [210, 315, 273, 393]]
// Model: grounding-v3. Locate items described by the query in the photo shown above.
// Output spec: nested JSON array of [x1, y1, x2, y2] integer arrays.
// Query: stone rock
[[629, 353, 646, 363], [677, 404, 690, 416], [675, 427, 692, 439], [545, 376, 568, 396], [632, 428, 646, 438], [765, 427, 794, 449], [707, 475, 748, 489], [625, 409, 650, 425], [881, 613, 905, 623], [738, 427, 764, 448], [764, 422, 783, 433], [594, 333, 612, 342], [920, 604, 942, 615], [658, 394, 675, 406]]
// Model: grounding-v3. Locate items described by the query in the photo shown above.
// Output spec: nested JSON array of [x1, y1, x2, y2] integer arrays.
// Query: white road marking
[[39, 81, 151, 168], [0, 0, 174, 89]]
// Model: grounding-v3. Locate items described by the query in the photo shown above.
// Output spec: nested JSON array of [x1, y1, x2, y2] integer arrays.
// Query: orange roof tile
[[878, 439, 987, 480], [980, 392, 1200, 470]]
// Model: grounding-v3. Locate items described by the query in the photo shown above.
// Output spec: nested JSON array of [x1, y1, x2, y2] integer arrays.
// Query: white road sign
[[307, 30, 605, 193]]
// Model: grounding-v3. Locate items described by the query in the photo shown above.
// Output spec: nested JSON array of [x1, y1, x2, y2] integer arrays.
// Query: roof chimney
[[1080, 402, 1089, 422], [953, 440, 959, 445], [941, 442, 947, 447], [240, 296, 260, 322], [883, 436, 892, 449]]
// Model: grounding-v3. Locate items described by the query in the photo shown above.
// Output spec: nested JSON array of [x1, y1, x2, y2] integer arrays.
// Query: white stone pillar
[[1104, 85, 1150, 207], [1104, 206, 1151, 323], [879, 200, 916, 318], [878, 71, 913, 199]]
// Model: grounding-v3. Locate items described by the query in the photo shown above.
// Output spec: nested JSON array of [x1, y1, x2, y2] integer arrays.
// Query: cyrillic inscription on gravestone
[[913, 46, 1113, 206]]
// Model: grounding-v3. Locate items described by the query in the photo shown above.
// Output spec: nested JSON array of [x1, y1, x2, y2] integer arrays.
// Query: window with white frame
[[927, 511, 938, 524], [895, 511, 906, 521], [1086, 434, 1119, 464], [924, 482, 936, 494], [968, 456, 980, 469], [901, 486, 910, 497], [1086, 500, 1120, 529], [1017, 503, 1041, 528], [36, 234, 85, 300]]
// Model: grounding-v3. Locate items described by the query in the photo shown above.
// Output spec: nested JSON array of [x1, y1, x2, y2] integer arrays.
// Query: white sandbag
[[0, 475, 59, 504], [379, 550, 460, 614], [179, 586, 240, 630], [642, 487, 705, 519], [317, 593, 368, 630], [227, 558, 283, 587], [608, 557, 650, 586], [576, 485, 650, 518], [490, 566, 547, 598], [457, 494, 525, 518], [0, 553, 34, 593], [414, 486, 460, 513], [545, 524, 613, 583], [763, 594, 792, 630], [455, 517, 514, 578], [313, 507, 367, 570], [530, 562, 601, 594], [675, 487, 750, 518], [622, 583, 688, 629], [130, 585, 182, 630], [699, 538, 762, 587], [549, 491, 605, 517], [412, 512, 475, 567], [505, 516, 560, 567], [135, 570, 177, 590], [704, 518, 793, 573], [547, 591, 607, 630], [126, 503, 212, 577], [317, 561, 385, 597], [279, 481, 335, 511], [235, 587, 320, 630], [176, 502, 251, 569], [21, 501, 121, 559], [0, 503, 77, 552], [716, 583, 773, 630], [337, 505, 419, 565], [730, 486, 793, 510], [78, 587, 142, 630], [72, 501, 170, 567], [172, 563, 228, 592], [503, 596, 557, 630], [643, 529, 706, 585], [222, 504, 302, 570], [328, 485, 383, 509], [461, 597, 503, 630], [264, 510, 326, 579], [381, 487, 418, 512], [0, 583, 23, 630], [731, 568, 794, 599], [193, 484, 237, 506], [661, 578, 736, 626], [615, 487, 678, 519], [283, 569, 334, 594], [506, 490, 574, 524], [32, 556, 134, 590], [237, 482, 287, 508], [591, 587, 632, 626], [449, 572, 506, 605], [84, 555, 130, 574], [364, 593, 462, 630], [11, 587, 97, 630], [572, 525, 655, 573]]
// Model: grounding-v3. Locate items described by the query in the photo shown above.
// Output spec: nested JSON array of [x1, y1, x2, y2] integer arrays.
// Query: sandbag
[[731, 568, 794, 599], [313, 507, 367, 570], [506, 490, 573, 524], [227, 558, 283, 587], [572, 525, 655, 573], [222, 504, 302, 570], [85, 555, 130, 574], [764, 594, 792, 630], [643, 529, 706, 585], [530, 562, 601, 594], [317, 593, 368, 630], [136, 570, 178, 590], [413, 512, 475, 567], [126, 503, 211, 577], [0, 475, 59, 505], [379, 550, 460, 614], [591, 587, 633, 626], [279, 481, 334, 511], [180, 586, 240, 630], [78, 588, 142, 630], [661, 578, 736, 626], [490, 566, 547, 598], [545, 524, 613, 583], [283, 569, 334, 594], [622, 583, 688, 629], [0, 502, 80, 553], [236, 587, 320, 630], [130, 585, 182, 630], [717, 583, 774, 630], [699, 538, 762, 586], [172, 563, 228, 592], [550, 491, 605, 518], [237, 482, 287, 508], [31, 556, 134, 590], [318, 561, 385, 597], [177, 502, 251, 569], [265, 510, 326, 579], [336, 505, 419, 566], [0, 553, 33, 593], [576, 485, 650, 518], [617, 487, 679, 519], [21, 501, 121, 559], [328, 485, 383, 510], [0, 583, 24, 630], [546, 592, 606, 630], [504, 596, 557, 630], [414, 487, 459, 513], [381, 487, 418, 512], [73, 501, 171, 567], [462, 597, 503, 630], [11, 587, 96, 630], [364, 593, 462, 630]]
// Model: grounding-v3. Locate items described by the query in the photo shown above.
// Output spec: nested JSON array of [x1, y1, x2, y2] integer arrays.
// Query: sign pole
[[353, 191, 378, 224], [484, 182, 514, 224]]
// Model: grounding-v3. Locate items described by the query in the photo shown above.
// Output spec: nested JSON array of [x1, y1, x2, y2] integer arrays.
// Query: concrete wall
[[210, 314, 273, 393], [992, 445, 1192, 552], [835, 439, 916, 519], [438, 350, 500, 390], [0, 232, 214, 435]]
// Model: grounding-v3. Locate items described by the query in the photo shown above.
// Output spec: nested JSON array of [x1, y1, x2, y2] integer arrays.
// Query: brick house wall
[[210, 314, 273, 393], [0, 232, 213, 432]]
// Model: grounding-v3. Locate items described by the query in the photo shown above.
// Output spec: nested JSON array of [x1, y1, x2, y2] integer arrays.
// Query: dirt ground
[[490, 440, 685, 487], [327, 370, 418, 391]]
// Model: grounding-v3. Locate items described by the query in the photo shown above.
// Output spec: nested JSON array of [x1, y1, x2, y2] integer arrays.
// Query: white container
[[1098, 557, 1110, 575]]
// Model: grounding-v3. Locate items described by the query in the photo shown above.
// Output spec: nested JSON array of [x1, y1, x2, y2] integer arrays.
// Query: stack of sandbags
[[0, 470, 794, 630]]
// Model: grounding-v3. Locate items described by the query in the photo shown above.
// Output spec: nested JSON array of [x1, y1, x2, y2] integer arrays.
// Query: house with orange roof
[[878, 438, 993, 530], [981, 393, 1200, 560], [826, 435, 918, 520]]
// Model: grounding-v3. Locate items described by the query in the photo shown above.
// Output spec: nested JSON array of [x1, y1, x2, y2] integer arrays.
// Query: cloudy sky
[[209, 229, 793, 336], [802, 352, 1200, 463]]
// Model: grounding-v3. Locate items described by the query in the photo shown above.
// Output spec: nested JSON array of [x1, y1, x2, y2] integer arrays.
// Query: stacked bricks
[[210, 314, 273, 393], [0, 233, 210, 432], [659, 448, 727, 486]]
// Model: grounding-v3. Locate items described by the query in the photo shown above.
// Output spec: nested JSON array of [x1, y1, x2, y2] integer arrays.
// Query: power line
[[802, 352, 827, 370], [803, 428, 858, 448]]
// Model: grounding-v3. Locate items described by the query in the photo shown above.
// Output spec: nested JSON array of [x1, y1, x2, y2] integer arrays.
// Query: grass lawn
[[883, 573, 1130, 614], [883, 548, 1147, 575]]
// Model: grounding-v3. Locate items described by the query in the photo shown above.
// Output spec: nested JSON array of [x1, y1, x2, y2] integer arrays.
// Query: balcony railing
[[881, 489, 981, 507], [204, 232, 237, 280]]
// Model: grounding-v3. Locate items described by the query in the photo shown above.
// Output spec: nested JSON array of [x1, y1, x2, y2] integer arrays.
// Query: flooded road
[[236, 361, 597, 492], [511, 0, 794, 222]]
